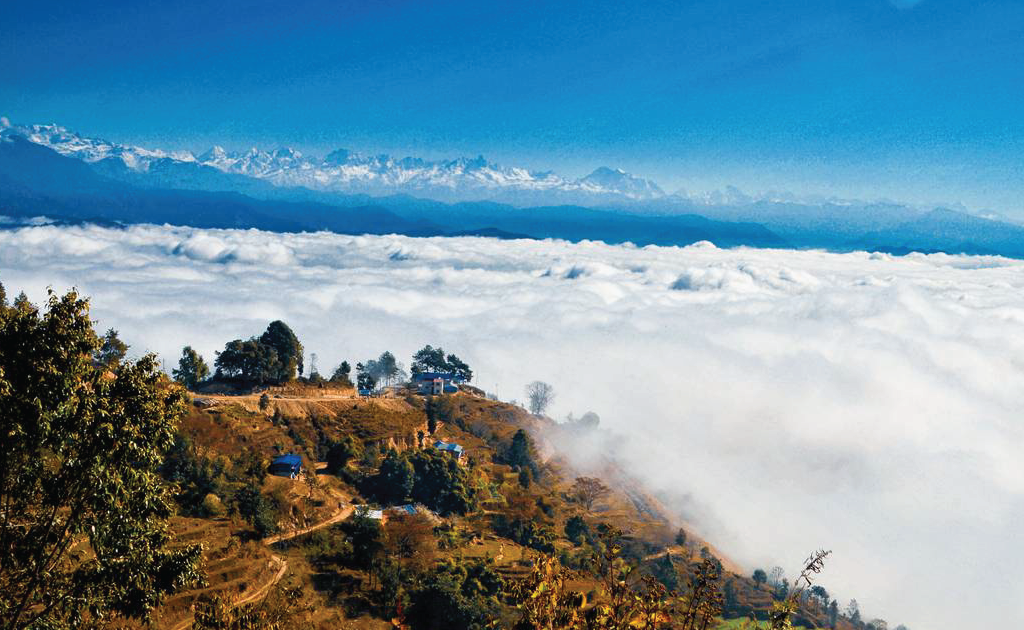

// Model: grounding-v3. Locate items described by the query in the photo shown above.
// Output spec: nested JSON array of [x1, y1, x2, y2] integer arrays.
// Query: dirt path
[[263, 503, 354, 545], [167, 501, 351, 629], [232, 554, 289, 607]]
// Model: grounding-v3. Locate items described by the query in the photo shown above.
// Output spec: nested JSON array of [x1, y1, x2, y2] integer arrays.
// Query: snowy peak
[[198, 145, 228, 162], [579, 166, 664, 199], [675, 185, 753, 206], [3, 116, 669, 205], [0, 119, 195, 170]]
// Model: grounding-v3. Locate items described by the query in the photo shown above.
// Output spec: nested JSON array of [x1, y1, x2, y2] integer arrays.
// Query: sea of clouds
[[3, 222, 1023, 628]]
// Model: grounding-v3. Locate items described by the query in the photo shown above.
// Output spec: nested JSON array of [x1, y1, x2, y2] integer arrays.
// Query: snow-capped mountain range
[[0, 118, 665, 205]]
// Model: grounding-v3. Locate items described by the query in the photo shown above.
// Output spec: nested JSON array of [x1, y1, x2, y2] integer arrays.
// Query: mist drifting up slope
[[2, 223, 1022, 628]]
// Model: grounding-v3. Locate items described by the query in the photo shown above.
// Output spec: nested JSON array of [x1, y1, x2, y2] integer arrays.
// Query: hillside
[[141, 382, 857, 629]]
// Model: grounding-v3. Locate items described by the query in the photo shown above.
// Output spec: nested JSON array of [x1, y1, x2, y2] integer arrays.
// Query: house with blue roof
[[385, 503, 442, 523], [269, 454, 303, 479], [411, 372, 463, 396], [433, 440, 465, 463]]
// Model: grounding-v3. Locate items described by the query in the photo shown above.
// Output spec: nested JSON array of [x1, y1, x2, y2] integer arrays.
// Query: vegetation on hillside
[[0, 282, 909, 630], [0, 288, 203, 629]]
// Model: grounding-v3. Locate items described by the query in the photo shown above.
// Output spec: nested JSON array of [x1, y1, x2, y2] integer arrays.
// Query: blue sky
[[4, 0, 1024, 213]]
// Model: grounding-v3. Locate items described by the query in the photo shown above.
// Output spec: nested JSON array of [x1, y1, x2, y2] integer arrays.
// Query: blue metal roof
[[412, 372, 465, 382], [271, 454, 302, 467], [433, 440, 464, 454]]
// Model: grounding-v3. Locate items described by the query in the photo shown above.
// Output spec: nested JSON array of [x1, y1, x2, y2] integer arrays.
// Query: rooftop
[[434, 440, 464, 454], [271, 454, 302, 467], [412, 372, 465, 382]]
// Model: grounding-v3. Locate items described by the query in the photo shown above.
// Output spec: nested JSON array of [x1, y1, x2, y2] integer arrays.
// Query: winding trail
[[168, 500, 353, 629], [263, 504, 354, 546]]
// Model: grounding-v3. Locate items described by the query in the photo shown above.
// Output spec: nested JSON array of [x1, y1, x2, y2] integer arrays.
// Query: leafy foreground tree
[[0, 290, 204, 630]]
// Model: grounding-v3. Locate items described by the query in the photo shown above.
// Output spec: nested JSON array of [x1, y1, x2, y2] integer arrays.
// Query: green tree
[[445, 353, 473, 381], [235, 483, 278, 538], [259, 320, 304, 381], [214, 321, 303, 386], [752, 568, 768, 588], [564, 515, 590, 544], [425, 394, 457, 432], [215, 338, 278, 384], [160, 433, 222, 516], [651, 552, 680, 592], [345, 512, 384, 570], [411, 344, 448, 374], [325, 436, 362, 475], [375, 351, 401, 386], [411, 345, 473, 381], [506, 429, 540, 479], [406, 559, 503, 630], [675, 527, 687, 548], [0, 289, 203, 629], [13, 291, 31, 311], [173, 345, 210, 388], [847, 599, 861, 625], [810, 585, 830, 606], [356, 361, 379, 392], [0, 281, 7, 309], [330, 360, 352, 386], [375, 449, 416, 504], [408, 449, 478, 515], [94, 327, 128, 368]]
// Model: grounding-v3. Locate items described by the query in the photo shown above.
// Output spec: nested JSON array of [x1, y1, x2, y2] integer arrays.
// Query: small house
[[269, 454, 302, 479], [355, 505, 385, 521], [387, 504, 420, 517], [433, 440, 465, 463], [385, 503, 442, 524], [411, 372, 463, 396]]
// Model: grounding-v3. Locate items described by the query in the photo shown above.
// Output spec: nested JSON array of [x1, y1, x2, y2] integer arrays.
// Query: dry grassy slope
[[196, 387, 429, 453], [164, 386, 834, 629], [140, 519, 278, 630]]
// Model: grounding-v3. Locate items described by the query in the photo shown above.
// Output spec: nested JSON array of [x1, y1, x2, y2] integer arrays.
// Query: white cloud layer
[[3, 222, 1023, 628]]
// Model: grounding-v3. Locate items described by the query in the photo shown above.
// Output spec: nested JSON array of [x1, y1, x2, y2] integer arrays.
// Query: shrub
[[235, 483, 278, 538], [406, 559, 502, 630], [361, 449, 478, 516], [202, 493, 226, 518], [325, 435, 362, 475], [564, 515, 590, 545]]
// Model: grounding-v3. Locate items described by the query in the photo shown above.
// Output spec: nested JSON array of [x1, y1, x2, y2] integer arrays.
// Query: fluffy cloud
[[2, 222, 1022, 628]]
